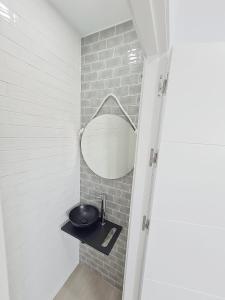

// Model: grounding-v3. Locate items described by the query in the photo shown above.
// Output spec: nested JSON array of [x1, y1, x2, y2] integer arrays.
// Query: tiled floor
[[54, 264, 122, 300]]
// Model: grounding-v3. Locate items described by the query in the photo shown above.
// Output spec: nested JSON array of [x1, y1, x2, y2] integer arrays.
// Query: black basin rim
[[69, 204, 99, 228]]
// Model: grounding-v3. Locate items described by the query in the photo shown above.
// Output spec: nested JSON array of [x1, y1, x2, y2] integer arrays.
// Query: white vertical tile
[[0, 0, 81, 299]]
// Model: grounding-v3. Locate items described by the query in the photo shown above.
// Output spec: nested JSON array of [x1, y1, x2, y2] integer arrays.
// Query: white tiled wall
[[141, 44, 225, 299], [0, 0, 81, 299], [0, 192, 9, 300]]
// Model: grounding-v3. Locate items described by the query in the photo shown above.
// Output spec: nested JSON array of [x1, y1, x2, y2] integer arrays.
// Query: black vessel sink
[[68, 204, 99, 228]]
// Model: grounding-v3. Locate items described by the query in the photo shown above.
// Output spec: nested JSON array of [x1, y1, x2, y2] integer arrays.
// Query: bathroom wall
[[0, 192, 9, 300], [0, 0, 80, 299], [80, 21, 143, 289], [170, 0, 225, 44]]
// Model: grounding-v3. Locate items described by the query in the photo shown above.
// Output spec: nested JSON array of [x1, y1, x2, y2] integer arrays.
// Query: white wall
[[170, 0, 225, 44], [0, 192, 9, 300], [0, 0, 81, 299], [123, 57, 160, 300], [142, 43, 225, 299]]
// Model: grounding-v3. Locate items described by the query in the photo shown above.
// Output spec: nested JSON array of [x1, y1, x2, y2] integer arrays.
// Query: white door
[[140, 44, 225, 300], [123, 53, 169, 300]]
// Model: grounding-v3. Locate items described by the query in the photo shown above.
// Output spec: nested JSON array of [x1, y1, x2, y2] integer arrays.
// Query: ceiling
[[48, 0, 132, 36]]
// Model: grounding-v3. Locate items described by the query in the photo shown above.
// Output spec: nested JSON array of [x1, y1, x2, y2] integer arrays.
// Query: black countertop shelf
[[61, 219, 122, 255]]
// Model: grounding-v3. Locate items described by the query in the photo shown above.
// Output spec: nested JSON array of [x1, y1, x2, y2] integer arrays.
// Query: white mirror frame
[[81, 114, 137, 179]]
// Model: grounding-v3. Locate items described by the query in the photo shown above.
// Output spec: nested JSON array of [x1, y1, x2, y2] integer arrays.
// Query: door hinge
[[149, 148, 158, 167], [142, 215, 150, 231], [158, 73, 168, 96]]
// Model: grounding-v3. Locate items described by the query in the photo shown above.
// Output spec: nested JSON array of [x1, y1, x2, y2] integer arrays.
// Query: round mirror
[[81, 114, 136, 179]]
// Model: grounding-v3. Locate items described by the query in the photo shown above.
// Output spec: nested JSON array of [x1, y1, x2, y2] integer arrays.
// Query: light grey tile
[[128, 105, 139, 115], [81, 82, 90, 90], [85, 53, 99, 64], [113, 66, 130, 77], [119, 206, 130, 215], [99, 69, 113, 79], [130, 40, 142, 51], [110, 107, 123, 114], [81, 56, 85, 64], [84, 106, 96, 115], [83, 32, 99, 45], [113, 86, 129, 97], [130, 62, 143, 73], [129, 84, 142, 95], [99, 49, 114, 60], [84, 72, 98, 82], [114, 44, 130, 56], [120, 95, 137, 105], [138, 73, 143, 83], [105, 78, 120, 88], [81, 100, 91, 107], [116, 20, 133, 34], [81, 44, 92, 56], [92, 40, 107, 52], [122, 52, 142, 65], [124, 30, 138, 43], [83, 90, 98, 99], [121, 74, 139, 85], [80, 20, 143, 290], [100, 26, 116, 39], [90, 80, 105, 90], [82, 64, 91, 73], [96, 89, 113, 98], [106, 57, 122, 68], [107, 35, 124, 48], [92, 61, 105, 71]]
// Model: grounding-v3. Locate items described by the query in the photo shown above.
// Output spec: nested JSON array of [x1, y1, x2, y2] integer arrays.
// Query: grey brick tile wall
[[80, 20, 143, 290]]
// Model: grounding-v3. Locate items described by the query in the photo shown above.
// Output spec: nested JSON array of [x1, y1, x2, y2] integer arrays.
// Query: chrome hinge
[[142, 215, 150, 231], [149, 148, 158, 167], [158, 73, 168, 96]]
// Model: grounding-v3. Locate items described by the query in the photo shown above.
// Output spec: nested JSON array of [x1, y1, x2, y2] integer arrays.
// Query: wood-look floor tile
[[54, 264, 122, 300]]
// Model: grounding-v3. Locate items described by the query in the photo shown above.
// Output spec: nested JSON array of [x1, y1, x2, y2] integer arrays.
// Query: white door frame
[[122, 53, 169, 300], [128, 0, 170, 57], [123, 1, 170, 299]]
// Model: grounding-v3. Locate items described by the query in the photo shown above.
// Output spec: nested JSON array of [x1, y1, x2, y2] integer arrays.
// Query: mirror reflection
[[81, 114, 136, 179]]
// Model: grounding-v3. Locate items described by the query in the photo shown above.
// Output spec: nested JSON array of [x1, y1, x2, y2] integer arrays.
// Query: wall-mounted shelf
[[61, 219, 122, 255]]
